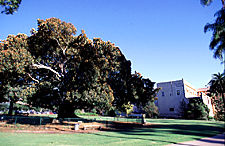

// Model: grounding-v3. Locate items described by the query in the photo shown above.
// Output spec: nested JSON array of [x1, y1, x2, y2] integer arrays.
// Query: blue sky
[[0, 0, 223, 88]]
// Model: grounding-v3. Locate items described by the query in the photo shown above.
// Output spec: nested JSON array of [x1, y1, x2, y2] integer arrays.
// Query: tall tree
[[1, 18, 159, 118], [127, 71, 159, 115], [27, 18, 133, 118]]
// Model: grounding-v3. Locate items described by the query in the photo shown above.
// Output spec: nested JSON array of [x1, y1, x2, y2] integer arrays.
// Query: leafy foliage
[[143, 101, 158, 118], [212, 96, 225, 121], [0, 18, 158, 118], [208, 72, 225, 120], [121, 102, 133, 115], [201, 0, 225, 72], [200, 0, 214, 6], [0, 0, 22, 14], [185, 98, 209, 120], [0, 34, 36, 115], [204, 9, 225, 69], [129, 72, 159, 111]]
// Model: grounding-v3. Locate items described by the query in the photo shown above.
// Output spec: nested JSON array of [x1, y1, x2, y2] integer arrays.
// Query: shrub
[[121, 102, 134, 116], [143, 101, 158, 118], [74, 109, 98, 116]]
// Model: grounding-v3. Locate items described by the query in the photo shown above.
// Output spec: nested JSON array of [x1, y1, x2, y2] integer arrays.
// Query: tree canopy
[[0, 34, 35, 115], [0, 18, 158, 118]]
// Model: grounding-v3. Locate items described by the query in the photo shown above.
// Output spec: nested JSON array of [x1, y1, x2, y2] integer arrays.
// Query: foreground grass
[[0, 119, 224, 146]]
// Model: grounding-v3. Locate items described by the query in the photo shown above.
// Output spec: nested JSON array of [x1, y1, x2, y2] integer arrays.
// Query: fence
[[0, 115, 143, 126], [0, 115, 52, 125]]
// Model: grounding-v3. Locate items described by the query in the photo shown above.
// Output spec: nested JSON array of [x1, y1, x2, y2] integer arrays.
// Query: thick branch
[[53, 38, 68, 55], [27, 73, 39, 83], [32, 64, 61, 78]]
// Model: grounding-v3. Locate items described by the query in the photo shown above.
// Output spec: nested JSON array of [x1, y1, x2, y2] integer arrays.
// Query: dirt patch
[[0, 121, 104, 134], [0, 121, 154, 134]]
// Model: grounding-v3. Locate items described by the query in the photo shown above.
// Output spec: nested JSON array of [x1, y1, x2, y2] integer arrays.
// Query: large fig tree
[[1, 18, 158, 118]]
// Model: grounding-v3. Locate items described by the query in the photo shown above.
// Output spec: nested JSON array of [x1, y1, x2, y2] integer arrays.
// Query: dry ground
[[0, 120, 152, 134]]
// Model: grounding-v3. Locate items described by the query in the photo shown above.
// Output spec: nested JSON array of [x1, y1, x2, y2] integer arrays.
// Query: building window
[[162, 92, 165, 96], [169, 108, 174, 112], [177, 90, 180, 95]]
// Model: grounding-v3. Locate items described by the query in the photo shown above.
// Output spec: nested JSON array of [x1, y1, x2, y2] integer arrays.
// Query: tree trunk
[[223, 52, 225, 74], [8, 100, 14, 116], [221, 92, 225, 110], [222, 0, 225, 9], [57, 103, 78, 118]]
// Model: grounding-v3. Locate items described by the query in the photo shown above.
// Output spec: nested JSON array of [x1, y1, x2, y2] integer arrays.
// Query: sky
[[0, 0, 223, 89]]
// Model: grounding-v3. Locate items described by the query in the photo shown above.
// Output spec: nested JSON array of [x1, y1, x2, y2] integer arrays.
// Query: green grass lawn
[[0, 119, 224, 146]]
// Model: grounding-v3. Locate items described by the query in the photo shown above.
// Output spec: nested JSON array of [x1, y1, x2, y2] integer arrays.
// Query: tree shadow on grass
[[91, 132, 180, 145], [1, 114, 224, 144], [97, 122, 224, 144]]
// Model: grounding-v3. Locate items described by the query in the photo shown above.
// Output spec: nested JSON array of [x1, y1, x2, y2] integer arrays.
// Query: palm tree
[[208, 72, 225, 109], [204, 9, 225, 73], [201, 0, 225, 72]]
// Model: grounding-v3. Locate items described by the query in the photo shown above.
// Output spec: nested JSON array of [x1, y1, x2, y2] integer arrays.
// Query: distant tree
[[129, 72, 159, 110], [0, 0, 22, 14], [143, 101, 158, 118], [185, 98, 209, 120], [121, 102, 133, 116], [124, 71, 159, 117]]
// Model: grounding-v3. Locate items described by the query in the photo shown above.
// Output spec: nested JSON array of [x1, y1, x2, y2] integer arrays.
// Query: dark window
[[162, 92, 165, 96], [177, 90, 180, 95], [169, 108, 174, 112]]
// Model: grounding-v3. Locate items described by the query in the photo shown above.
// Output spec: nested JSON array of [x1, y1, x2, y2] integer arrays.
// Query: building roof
[[197, 87, 210, 92]]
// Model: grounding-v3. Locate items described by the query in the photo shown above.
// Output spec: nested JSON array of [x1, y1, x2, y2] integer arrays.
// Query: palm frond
[[200, 0, 213, 6]]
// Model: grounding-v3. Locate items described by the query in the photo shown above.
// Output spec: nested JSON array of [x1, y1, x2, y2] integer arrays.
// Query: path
[[167, 132, 225, 146]]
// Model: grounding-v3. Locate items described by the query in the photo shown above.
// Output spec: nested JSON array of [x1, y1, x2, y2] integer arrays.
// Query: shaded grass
[[0, 119, 224, 146]]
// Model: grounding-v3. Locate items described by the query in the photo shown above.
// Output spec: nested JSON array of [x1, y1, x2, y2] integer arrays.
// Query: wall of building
[[183, 80, 198, 98], [201, 93, 214, 117], [156, 79, 215, 118], [156, 80, 187, 118]]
